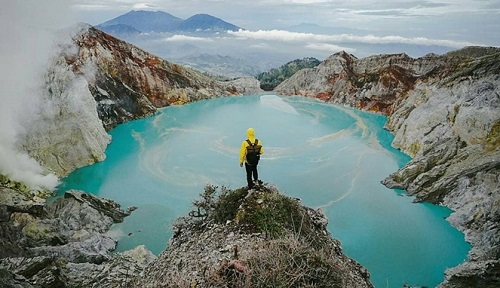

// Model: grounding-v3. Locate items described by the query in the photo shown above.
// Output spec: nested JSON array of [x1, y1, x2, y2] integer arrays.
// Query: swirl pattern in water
[[59, 94, 470, 288]]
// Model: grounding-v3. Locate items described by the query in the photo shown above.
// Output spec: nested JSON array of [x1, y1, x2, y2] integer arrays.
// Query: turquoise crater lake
[[58, 95, 470, 288]]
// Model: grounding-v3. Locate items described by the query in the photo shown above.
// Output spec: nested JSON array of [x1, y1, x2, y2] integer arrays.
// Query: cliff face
[[22, 24, 262, 177], [21, 55, 111, 178], [72, 25, 262, 130], [276, 47, 500, 287], [275, 51, 438, 115]]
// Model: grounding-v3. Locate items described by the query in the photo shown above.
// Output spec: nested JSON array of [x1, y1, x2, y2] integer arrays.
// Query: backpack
[[245, 139, 261, 165]]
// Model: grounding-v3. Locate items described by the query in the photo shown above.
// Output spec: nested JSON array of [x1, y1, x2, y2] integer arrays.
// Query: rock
[[218, 76, 264, 95], [276, 46, 500, 286], [134, 185, 373, 287], [30, 235, 117, 264], [121, 245, 157, 266], [439, 260, 500, 288], [1, 252, 152, 288], [275, 51, 436, 115], [0, 268, 34, 288], [55, 190, 132, 223], [12, 190, 130, 250], [0, 185, 148, 287], [307, 207, 329, 230], [73, 25, 259, 130], [21, 55, 111, 177]]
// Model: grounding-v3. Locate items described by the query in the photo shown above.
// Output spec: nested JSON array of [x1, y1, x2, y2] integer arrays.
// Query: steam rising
[[0, 0, 72, 190]]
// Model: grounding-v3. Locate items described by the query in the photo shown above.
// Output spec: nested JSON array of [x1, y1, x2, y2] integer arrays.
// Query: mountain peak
[[180, 13, 241, 32], [98, 10, 182, 33], [97, 10, 241, 34]]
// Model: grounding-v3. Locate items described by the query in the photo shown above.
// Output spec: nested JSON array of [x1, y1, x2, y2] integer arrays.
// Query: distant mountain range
[[97, 10, 241, 35]]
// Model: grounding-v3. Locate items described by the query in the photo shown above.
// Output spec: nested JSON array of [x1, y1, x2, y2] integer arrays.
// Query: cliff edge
[[276, 47, 500, 287], [134, 184, 373, 287]]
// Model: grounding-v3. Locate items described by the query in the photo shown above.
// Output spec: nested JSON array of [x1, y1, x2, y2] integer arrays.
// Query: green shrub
[[257, 57, 321, 91]]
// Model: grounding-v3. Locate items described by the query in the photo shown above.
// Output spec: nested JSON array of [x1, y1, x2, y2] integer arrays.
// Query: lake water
[[58, 94, 470, 288]]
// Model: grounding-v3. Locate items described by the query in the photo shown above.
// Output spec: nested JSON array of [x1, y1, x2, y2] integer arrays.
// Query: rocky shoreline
[[276, 46, 500, 287], [0, 177, 155, 287]]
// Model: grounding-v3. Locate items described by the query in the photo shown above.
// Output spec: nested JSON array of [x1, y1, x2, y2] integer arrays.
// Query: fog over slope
[[0, 0, 73, 190]]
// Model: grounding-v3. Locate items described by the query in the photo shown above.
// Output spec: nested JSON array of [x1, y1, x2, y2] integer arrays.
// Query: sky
[[71, 0, 500, 49]]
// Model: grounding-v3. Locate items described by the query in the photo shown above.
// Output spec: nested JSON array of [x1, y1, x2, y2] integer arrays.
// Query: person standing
[[239, 128, 264, 189]]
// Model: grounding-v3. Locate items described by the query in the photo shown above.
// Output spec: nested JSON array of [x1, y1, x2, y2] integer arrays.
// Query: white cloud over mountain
[[163, 35, 215, 42], [228, 29, 480, 49], [72, 0, 499, 49]]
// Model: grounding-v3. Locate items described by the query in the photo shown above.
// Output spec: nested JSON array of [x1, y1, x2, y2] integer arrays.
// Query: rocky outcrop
[[21, 55, 111, 177], [0, 180, 154, 287], [21, 24, 262, 177], [276, 46, 500, 287], [134, 185, 373, 287], [71, 24, 261, 130], [275, 51, 438, 115], [218, 76, 265, 95], [383, 50, 500, 288]]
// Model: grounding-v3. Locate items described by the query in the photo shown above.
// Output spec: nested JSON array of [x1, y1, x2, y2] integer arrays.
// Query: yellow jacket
[[239, 128, 264, 165]]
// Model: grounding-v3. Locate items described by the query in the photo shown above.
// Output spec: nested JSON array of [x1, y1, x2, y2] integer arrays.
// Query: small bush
[[236, 191, 304, 238], [245, 236, 342, 287], [206, 235, 343, 288], [186, 185, 248, 228]]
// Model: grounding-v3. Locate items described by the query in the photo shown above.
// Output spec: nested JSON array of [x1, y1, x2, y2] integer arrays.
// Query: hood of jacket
[[247, 127, 255, 142]]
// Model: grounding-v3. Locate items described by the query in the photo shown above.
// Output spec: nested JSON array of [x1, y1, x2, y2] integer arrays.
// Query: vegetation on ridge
[[166, 184, 371, 287], [181, 184, 322, 240], [257, 57, 321, 91]]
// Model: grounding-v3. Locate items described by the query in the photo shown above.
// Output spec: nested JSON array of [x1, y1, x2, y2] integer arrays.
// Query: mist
[[0, 0, 73, 190]]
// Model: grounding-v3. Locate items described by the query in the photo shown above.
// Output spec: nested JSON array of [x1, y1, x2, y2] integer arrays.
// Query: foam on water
[[260, 94, 300, 114], [58, 95, 470, 288]]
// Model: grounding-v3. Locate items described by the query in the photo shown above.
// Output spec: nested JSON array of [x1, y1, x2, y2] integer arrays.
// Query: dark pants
[[245, 163, 258, 188]]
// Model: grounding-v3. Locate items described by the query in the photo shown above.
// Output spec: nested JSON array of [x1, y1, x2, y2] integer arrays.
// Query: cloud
[[306, 43, 356, 53], [228, 29, 324, 42], [73, 3, 109, 11], [228, 29, 481, 48], [249, 42, 271, 49], [133, 3, 160, 10], [163, 35, 214, 42]]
